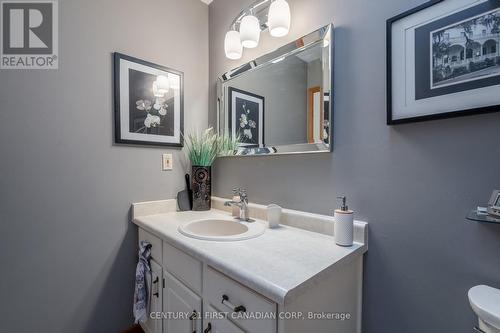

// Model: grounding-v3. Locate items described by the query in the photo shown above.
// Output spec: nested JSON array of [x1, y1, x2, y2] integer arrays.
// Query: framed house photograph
[[228, 87, 265, 147], [114, 53, 184, 147], [387, 0, 500, 124]]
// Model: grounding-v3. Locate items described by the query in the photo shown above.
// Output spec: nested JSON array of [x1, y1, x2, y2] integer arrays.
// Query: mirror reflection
[[218, 24, 333, 156]]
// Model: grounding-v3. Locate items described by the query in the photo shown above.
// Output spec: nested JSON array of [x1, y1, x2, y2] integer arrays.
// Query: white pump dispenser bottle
[[334, 196, 354, 247]]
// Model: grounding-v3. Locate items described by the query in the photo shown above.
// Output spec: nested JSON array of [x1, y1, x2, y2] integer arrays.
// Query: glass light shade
[[239, 15, 260, 48], [153, 75, 169, 97], [152, 82, 164, 97], [268, 0, 291, 37], [224, 30, 243, 60]]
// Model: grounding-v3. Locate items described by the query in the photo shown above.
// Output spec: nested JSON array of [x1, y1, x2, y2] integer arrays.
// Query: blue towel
[[133, 241, 152, 324]]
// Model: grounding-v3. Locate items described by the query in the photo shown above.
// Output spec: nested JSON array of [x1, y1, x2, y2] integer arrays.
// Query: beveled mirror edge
[[218, 23, 334, 82], [216, 23, 334, 157]]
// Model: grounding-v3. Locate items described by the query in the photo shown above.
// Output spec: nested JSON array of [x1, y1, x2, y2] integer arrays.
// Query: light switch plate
[[162, 154, 173, 171]]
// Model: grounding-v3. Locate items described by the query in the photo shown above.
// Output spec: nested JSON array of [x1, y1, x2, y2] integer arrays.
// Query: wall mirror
[[217, 24, 333, 156]]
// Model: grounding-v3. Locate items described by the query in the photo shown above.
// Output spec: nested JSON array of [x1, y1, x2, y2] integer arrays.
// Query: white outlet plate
[[162, 154, 173, 171]]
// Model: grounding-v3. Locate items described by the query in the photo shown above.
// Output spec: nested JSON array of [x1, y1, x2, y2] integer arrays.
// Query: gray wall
[[209, 0, 500, 332], [228, 56, 307, 146], [0, 0, 208, 332]]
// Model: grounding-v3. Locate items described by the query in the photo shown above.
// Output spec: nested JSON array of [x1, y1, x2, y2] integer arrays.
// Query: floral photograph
[[228, 87, 264, 148], [114, 53, 183, 147], [128, 69, 175, 136]]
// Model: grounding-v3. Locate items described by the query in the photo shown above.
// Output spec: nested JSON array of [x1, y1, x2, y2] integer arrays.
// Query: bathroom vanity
[[132, 197, 368, 333]]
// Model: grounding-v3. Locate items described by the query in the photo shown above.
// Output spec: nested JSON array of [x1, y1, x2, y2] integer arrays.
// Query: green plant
[[218, 131, 241, 157], [183, 128, 239, 166]]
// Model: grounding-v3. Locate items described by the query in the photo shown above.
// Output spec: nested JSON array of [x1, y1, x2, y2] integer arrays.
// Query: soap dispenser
[[334, 196, 354, 247]]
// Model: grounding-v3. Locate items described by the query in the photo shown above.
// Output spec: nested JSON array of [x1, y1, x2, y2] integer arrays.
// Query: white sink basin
[[178, 218, 265, 241]]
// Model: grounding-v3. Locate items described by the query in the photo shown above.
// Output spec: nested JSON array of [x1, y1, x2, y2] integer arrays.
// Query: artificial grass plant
[[184, 128, 239, 167]]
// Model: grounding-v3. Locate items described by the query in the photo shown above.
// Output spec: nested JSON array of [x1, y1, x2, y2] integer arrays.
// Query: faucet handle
[[239, 188, 248, 201]]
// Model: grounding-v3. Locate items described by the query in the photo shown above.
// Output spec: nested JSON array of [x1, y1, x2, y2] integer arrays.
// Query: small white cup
[[267, 204, 282, 228]]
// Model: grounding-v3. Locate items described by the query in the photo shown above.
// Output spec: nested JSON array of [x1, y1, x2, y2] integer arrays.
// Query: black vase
[[192, 166, 211, 211]]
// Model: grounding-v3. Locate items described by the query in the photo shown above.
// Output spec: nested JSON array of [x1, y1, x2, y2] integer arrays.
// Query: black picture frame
[[387, 0, 500, 125], [228, 87, 265, 148], [114, 52, 184, 147]]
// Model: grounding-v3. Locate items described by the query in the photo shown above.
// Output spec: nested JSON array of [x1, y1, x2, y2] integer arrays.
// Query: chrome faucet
[[224, 189, 251, 221]]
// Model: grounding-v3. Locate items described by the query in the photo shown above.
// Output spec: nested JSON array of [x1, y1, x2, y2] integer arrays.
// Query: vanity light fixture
[[153, 75, 169, 97], [240, 15, 261, 48], [268, 0, 291, 37], [224, 30, 243, 59], [152, 82, 161, 97], [224, 0, 291, 59]]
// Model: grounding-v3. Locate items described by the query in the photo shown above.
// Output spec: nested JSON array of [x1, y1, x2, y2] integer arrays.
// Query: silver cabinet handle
[[221, 294, 246, 313]]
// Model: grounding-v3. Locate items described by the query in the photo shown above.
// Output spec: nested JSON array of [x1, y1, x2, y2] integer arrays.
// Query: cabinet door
[[143, 259, 163, 333], [163, 271, 202, 333], [203, 306, 244, 333]]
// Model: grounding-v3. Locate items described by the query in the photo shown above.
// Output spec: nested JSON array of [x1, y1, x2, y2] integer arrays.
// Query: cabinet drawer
[[163, 242, 202, 295], [204, 305, 245, 333], [139, 228, 162, 263], [206, 267, 276, 333]]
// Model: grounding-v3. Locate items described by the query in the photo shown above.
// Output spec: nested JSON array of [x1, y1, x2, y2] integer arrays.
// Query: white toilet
[[469, 285, 500, 333]]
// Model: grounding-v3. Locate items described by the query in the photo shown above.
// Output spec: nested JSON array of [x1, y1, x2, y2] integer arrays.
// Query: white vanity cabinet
[[138, 228, 276, 333], [142, 259, 163, 333], [205, 266, 276, 333], [139, 228, 201, 333], [138, 228, 163, 333], [133, 201, 367, 333], [163, 271, 202, 333], [148, 260, 163, 332]]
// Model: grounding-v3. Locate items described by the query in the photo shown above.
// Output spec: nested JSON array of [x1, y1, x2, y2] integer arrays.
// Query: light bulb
[[268, 0, 291, 38], [239, 15, 260, 48], [224, 30, 243, 60], [152, 82, 161, 97]]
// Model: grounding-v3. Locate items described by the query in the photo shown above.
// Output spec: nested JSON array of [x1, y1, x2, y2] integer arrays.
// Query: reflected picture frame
[[228, 87, 265, 148]]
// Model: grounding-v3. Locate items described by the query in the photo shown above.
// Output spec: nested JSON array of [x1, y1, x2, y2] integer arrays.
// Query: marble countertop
[[132, 205, 367, 306]]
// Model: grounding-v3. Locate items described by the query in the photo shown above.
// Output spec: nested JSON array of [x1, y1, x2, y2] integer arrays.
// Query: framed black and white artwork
[[114, 53, 183, 147], [228, 87, 264, 147], [387, 0, 500, 124]]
